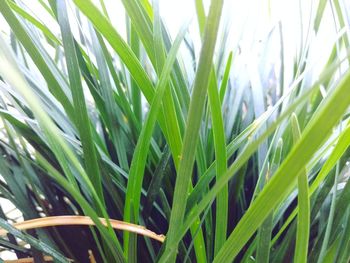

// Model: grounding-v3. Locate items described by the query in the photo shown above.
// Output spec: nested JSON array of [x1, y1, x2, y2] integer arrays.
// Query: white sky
[[0, 0, 344, 75]]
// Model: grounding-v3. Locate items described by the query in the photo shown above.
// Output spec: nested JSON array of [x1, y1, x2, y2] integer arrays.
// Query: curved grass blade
[[35, 153, 125, 262], [0, 218, 69, 263], [0, 216, 165, 243]]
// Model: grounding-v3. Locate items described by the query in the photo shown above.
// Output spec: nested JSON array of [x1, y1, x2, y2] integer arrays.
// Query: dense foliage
[[0, 0, 350, 262]]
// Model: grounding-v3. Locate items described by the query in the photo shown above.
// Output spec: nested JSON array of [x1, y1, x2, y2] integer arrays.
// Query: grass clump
[[0, 0, 349, 262]]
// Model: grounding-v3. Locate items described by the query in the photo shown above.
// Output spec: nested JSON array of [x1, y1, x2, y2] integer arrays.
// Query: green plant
[[0, 0, 349, 262]]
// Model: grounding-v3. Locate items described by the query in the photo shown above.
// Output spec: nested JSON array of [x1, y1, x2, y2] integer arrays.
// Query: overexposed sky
[[0, 0, 343, 74]]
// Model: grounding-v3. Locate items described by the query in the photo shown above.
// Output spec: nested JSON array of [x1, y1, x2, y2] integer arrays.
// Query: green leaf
[[0, 32, 125, 262], [0, 217, 69, 263], [161, 0, 224, 261], [71, 0, 154, 102], [291, 113, 310, 263], [57, 0, 104, 202], [256, 139, 283, 263], [8, 1, 61, 45], [208, 69, 228, 254], [195, 0, 206, 35], [213, 70, 350, 262], [0, 0, 74, 119], [219, 51, 233, 104], [272, 119, 350, 245], [123, 19, 188, 259]]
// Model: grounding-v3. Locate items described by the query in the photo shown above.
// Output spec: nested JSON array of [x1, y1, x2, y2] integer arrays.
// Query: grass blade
[[0, 33, 125, 262], [0, 218, 69, 263], [208, 69, 228, 254], [219, 51, 233, 104], [256, 139, 283, 263], [0, 0, 74, 118], [212, 71, 350, 262], [57, 0, 104, 202], [161, 0, 224, 261], [291, 113, 310, 263], [123, 21, 188, 259]]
